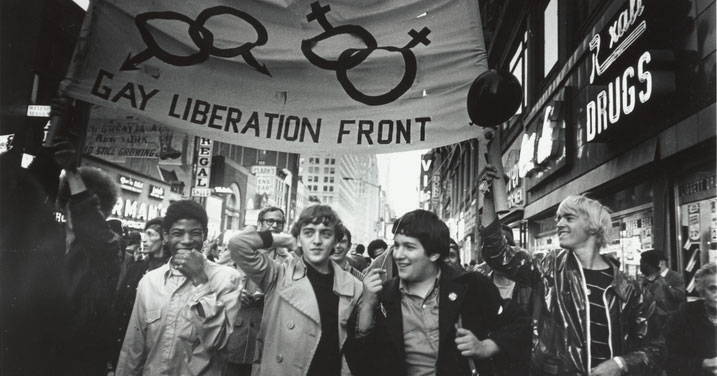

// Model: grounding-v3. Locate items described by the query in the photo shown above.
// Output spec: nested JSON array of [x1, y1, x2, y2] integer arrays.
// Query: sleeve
[[473, 273, 532, 363], [620, 281, 667, 374], [188, 267, 242, 351], [664, 303, 704, 376], [227, 231, 281, 294], [115, 279, 149, 376], [344, 304, 385, 376], [479, 220, 540, 287]]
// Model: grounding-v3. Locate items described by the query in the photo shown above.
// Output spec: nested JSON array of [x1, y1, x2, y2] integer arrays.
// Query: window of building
[[329, 177, 334, 183], [324, 167, 329, 174], [325, 158, 330, 164], [323, 186, 328, 192], [331, 158, 336, 164], [329, 186, 334, 192], [543, 0, 559, 77], [324, 176, 328, 183], [508, 27, 529, 114], [330, 167, 335, 174]]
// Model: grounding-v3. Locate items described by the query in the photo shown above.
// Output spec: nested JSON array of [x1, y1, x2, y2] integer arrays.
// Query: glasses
[[261, 218, 285, 227]]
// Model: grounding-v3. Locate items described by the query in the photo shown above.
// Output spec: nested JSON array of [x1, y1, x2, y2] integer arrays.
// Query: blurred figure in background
[[111, 217, 170, 369], [665, 263, 717, 376], [640, 249, 686, 330], [348, 243, 371, 271], [332, 228, 364, 281], [446, 238, 462, 269]]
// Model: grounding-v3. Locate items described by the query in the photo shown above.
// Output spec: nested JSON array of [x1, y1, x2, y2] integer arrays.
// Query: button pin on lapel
[[380, 303, 387, 318], [448, 292, 457, 301]]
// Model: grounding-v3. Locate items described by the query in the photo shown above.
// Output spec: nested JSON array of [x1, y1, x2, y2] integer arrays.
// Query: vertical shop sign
[[192, 137, 213, 197]]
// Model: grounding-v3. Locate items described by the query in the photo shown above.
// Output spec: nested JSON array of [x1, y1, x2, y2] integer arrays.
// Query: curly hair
[[57, 167, 118, 217], [367, 239, 388, 259], [557, 195, 612, 249], [695, 263, 717, 298], [163, 200, 208, 234]]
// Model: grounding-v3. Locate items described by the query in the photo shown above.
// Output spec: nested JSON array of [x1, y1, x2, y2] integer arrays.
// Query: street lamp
[[342, 176, 382, 238]]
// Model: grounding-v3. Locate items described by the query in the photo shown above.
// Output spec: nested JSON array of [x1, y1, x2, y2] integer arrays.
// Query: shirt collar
[[399, 269, 441, 299], [660, 268, 668, 277], [162, 259, 184, 284]]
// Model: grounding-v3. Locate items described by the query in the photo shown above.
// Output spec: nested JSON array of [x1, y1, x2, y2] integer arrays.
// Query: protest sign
[[62, 0, 488, 153]]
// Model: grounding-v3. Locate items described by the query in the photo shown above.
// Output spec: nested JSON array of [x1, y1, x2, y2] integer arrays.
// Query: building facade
[[426, 0, 716, 290]]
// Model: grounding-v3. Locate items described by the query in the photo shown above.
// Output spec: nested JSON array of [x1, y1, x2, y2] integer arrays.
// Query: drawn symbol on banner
[[301, 1, 431, 106], [121, 6, 271, 76]]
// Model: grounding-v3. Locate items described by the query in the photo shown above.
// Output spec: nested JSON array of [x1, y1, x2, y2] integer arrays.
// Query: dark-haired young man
[[332, 228, 365, 281], [228, 204, 363, 376], [345, 209, 531, 376], [112, 217, 170, 368], [116, 200, 241, 376]]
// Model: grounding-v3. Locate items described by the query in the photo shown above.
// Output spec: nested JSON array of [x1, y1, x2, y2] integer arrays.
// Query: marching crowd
[[1, 136, 716, 376]]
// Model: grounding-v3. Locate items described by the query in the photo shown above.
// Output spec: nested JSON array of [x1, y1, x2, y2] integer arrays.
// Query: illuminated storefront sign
[[585, 0, 674, 142], [119, 174, 144, 193], [149, 184, 165, 199]]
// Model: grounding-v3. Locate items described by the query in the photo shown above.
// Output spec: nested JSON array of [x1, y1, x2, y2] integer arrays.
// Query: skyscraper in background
[[299, 153, 381, 245]]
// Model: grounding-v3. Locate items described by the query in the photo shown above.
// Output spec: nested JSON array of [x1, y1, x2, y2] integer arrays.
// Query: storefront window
[[675, 167, 716, 298]]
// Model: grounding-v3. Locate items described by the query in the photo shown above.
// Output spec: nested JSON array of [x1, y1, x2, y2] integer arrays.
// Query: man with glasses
[[225, 207, 293, 376]]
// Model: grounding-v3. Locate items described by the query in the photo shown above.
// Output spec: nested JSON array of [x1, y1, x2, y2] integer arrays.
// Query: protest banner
[[62, 0, 488, 153]]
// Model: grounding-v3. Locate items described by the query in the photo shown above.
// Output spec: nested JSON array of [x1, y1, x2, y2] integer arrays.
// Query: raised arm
[[227, 229, 295, 293]]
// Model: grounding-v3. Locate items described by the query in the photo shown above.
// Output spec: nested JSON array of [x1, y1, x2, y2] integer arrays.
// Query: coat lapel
[[380, 278, 406, 359], [277, 259, 321, 324], [438, 264, 469, 346]]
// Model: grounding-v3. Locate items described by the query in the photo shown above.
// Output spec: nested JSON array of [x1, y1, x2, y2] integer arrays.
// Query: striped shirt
[[582, 267, 614, 367]]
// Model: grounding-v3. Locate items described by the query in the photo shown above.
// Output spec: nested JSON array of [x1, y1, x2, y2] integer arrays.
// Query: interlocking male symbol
[[121, 6, 271, 76], [300, 1, 431, 106]]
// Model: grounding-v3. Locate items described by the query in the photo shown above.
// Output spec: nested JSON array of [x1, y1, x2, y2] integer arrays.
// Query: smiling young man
[[116, 200, 241, 376], [479, 165, 665, 376], [345, 209, 530, 376], [331, 228, 364, 281], [228, 204, 363, 376]]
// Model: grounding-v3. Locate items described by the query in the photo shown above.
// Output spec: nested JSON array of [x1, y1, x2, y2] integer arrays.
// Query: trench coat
[[229, 233, 363, 376]]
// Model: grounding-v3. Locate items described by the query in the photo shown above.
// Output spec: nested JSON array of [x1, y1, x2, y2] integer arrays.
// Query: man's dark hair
[[145, 217, 163, 231], [340, 228, 352, 245], [367, 239, 388, 259], [290, 204, 344, 242], [640, 250, 661, 269], [57, 166, 118, 217], [392, 209, 450, 260], [125, 231, 141, 246], [257, 206, 285, 221], [355, 244, 365, 255], [163, 200, 208, 233]]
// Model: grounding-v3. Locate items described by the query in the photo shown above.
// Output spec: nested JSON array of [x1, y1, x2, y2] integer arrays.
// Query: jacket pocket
[[144, 308, 161, 324]]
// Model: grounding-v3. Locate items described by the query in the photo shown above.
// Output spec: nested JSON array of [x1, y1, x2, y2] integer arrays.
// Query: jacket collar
[[278, 258, 358, 324], [379, 262, 471, 354]]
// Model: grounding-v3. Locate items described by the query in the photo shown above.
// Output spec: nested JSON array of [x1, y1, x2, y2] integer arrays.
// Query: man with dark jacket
[[345, 209, 531, 376], [479, 165, 665, 376], [54, 139, 122, 375]]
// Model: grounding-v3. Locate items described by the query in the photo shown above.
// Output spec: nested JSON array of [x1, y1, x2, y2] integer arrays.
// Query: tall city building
[[299, 153, 381, 245]]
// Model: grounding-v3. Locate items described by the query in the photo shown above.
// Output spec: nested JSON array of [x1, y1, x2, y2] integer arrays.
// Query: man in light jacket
[[228, 204, 363, 376], [116, 200, 241, 376]]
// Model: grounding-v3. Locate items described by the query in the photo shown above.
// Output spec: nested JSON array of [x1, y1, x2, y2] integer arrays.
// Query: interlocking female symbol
[[301, 1, 431, 106]]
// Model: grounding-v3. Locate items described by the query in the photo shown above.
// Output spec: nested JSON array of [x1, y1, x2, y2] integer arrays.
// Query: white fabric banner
[[63, 0, 487, 154]]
